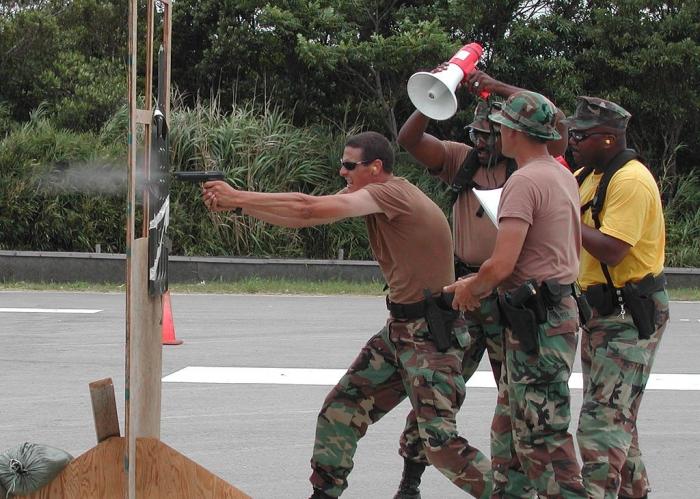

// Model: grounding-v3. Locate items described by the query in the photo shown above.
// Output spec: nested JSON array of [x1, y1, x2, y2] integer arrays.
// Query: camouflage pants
[[310, 316, 492, 498], [577, 289, 669, 499], [493, 297, 586, 498], [399, 295, 534, 497]]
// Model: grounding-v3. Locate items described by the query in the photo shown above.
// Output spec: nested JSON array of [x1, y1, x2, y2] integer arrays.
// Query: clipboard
[[472, 187, 502, 227]]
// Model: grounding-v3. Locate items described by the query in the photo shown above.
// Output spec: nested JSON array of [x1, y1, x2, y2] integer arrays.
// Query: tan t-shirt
[[437, 141, 508, 266], [363, 177, 455, 304], [497, 157, 581, 292]]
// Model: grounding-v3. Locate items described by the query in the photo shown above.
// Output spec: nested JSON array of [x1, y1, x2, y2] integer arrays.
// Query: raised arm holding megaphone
[[394, 44, 573, 499], [407, 42, 491, 120]]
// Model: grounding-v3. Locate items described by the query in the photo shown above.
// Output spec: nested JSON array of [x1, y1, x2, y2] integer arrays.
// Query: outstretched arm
[[201, 181, 382, 227]]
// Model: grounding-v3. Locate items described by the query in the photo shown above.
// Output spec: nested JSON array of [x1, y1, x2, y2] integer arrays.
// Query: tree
[[0, 0, 127, 130], [572, 0, 700, 186]]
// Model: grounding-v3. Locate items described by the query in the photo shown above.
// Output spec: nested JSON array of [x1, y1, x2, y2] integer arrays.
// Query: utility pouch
[[572, 283, 592, 325], [634, 273, 667, 295], [499, 295, 539, 354], [541, 279, 563, 306], [584, 284, 616, 316], [423, 290, 458, 352], [622, 280, 656, 340]]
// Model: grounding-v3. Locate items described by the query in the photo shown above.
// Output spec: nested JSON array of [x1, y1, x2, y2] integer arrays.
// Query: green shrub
[[0, 109, 125, 251], [664, 172, 700, 267]]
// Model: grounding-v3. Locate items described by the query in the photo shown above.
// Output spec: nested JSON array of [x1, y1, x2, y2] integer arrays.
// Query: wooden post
[[89, 378, 120, 443]]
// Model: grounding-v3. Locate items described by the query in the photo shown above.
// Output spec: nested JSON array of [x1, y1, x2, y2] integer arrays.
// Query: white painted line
[[163, 367, 347, 386], [0, 308, 102, 314], [163, 367, 700, 391]]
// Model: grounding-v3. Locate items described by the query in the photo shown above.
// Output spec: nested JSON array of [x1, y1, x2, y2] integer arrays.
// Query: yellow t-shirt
[[578, 160, 665, 289]]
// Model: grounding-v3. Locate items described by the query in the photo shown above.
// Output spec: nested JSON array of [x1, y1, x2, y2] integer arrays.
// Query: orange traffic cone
[[162, 291, 183, 345]]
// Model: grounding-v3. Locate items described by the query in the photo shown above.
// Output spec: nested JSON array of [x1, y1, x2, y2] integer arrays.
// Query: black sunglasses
[[568, 130, 608, 142], [340, 159, 374, 171], [468, 128, 498, 144]]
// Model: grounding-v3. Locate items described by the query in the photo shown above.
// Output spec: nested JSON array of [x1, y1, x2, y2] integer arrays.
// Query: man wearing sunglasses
[[398, 79, 527, 499], [563, 97, 668, 499], [202, 131, 493, 499]]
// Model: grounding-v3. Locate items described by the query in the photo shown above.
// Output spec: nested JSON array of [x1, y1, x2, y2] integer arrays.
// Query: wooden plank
[[162, 1, 172, 119], [135, 108, 152, 125], [126, 238, 163, 498], [17, 437, 126, 498], [126, 3, 139, 494], [136, 438, 251, 498], [90, 378, 120, 443]]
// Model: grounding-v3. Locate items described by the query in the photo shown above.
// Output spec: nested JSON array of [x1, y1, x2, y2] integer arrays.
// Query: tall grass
[[664, 171, 700, 267], [0, 106, 125, 251]]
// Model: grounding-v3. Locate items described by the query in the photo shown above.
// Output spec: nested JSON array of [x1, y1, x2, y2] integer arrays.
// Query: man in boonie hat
[[396, 72, 528, 497], [446, 90, 587, 498]]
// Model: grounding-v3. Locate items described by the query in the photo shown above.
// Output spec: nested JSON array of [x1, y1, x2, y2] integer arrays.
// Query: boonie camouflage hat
[[488, 91, 561, 141], [466, 99, 503, 133], [561, 96, 631, 130]]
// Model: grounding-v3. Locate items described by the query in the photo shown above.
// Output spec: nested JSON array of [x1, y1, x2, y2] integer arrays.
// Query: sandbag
[[0, 442, 72, 496]]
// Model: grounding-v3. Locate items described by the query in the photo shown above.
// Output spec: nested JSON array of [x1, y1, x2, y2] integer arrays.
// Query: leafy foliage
[[0, 110, 126, 251], [0, 0, 127, 130]]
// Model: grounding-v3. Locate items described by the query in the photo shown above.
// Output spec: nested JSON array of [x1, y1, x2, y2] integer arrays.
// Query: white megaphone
[[407, 42, 489, 120]]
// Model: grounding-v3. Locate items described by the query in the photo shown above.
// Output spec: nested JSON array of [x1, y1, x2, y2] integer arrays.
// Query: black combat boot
[[393, 460, 426, 499], [308, 488, 335, 499]]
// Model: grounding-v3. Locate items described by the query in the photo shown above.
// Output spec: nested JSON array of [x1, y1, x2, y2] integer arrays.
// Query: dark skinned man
[[564, 97, 669, 499]]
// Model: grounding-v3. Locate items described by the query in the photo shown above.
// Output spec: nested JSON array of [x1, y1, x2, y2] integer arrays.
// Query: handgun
[[173, 170, 242, 214], [173, 170, 226, 182]]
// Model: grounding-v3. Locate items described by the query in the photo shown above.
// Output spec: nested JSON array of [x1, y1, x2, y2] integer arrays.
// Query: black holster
[[499, 280, 545, 354], [622, 273, 666, 340], [423, 289, 458, 352], [583, 284, 616, 316]]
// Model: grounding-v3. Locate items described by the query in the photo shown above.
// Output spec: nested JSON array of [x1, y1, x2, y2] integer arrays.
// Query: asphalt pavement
[[1, 291, 699, 498]]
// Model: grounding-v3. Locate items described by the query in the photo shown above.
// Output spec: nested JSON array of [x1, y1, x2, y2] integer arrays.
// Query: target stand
[[16, 1, 249, 497]]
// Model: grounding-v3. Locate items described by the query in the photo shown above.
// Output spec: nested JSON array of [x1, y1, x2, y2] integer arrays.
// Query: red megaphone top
[[449, 42, 490, 99]]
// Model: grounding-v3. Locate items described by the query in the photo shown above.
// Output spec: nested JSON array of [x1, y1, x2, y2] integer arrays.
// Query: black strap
[[386, 296, 426, 320], [448, 151, 516, 208], [576, 148, 638, 218], [504, 157, 517, 179], [448, 148, 481, 205], [386, 293, 454, 320], [575, 148, 638, 294]]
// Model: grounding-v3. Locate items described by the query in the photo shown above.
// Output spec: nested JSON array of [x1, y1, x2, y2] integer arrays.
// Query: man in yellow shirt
[[564, 97, 669, 499]]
